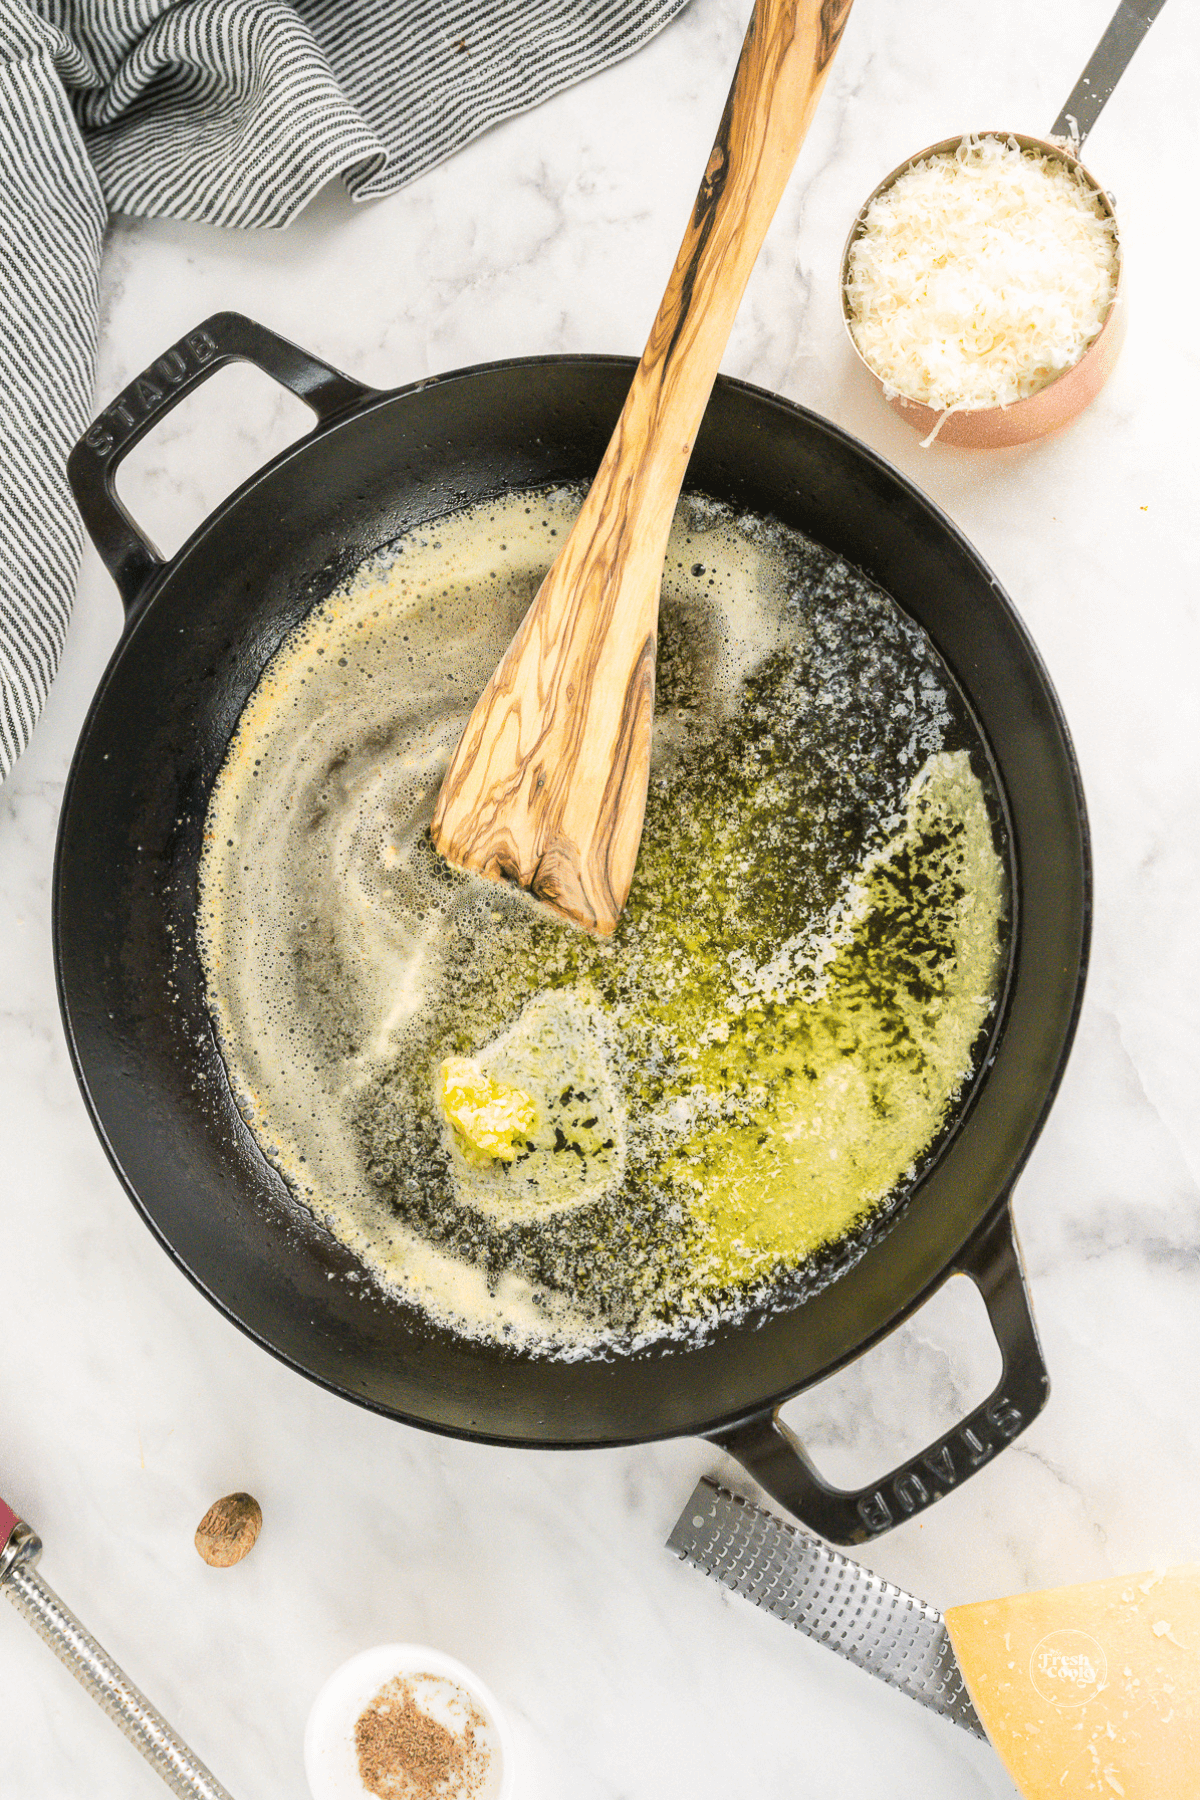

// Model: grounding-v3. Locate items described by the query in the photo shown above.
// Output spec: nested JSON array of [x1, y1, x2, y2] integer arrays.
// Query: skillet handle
[[67, 311, 379, 615], [707, 1203, 1048, 1544]]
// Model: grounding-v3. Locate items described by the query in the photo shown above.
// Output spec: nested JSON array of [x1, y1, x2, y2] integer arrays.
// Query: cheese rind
[[945, 1565, 1200, 1798]]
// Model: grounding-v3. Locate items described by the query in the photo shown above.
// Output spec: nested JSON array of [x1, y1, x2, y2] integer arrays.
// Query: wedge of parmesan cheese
[[845, 135, 1118, 413], [944, 1564, 1200, 1797]]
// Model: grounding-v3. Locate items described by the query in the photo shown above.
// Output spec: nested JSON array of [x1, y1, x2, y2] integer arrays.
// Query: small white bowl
[[304, 1642, 515, 1800]]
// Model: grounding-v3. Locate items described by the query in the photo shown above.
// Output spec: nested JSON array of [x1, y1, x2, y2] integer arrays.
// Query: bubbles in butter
[[198, 486, 1008, 1355]]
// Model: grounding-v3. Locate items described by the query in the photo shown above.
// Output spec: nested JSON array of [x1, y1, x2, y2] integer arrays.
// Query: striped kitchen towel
[[0, 0, 689, 783]]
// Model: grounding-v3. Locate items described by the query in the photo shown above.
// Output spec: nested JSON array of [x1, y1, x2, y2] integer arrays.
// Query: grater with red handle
[[1, 1488, 236, 1798]]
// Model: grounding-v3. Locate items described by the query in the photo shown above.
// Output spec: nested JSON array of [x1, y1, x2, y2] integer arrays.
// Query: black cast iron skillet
[[59, 313, 1089, 1544]]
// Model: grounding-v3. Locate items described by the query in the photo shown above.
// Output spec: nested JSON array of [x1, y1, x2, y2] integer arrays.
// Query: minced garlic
[[845, 135, 1118, 414]]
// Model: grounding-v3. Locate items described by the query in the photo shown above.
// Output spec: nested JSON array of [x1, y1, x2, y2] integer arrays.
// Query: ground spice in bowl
[[354, 1674, 493, 1799]]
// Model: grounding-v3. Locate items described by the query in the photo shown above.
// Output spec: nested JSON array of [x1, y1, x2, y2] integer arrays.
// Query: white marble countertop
[[3, 0, 1198, 1795]]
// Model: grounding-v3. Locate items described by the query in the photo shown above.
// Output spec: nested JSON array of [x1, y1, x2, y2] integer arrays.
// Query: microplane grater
[[1, 1493, 235, 1798], [668, 1477, 985, 1737]]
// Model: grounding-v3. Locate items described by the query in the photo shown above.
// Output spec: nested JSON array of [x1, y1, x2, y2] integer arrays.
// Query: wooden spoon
[[431, 0, 855, 935]]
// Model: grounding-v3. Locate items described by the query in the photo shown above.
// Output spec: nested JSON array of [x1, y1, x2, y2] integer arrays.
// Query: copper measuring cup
[[840, 0, 1166, 448]]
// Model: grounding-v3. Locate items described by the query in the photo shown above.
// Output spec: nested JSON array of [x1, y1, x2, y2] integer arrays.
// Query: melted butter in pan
[[198, 487, 1008, 1356]]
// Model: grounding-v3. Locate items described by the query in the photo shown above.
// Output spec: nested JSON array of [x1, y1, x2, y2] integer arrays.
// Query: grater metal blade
[[2, 1503, 236, 1799], [668, 1476, 985, 1737]]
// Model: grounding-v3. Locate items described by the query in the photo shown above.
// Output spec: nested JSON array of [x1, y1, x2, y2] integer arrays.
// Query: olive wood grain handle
[[431, 0, 854, 935]]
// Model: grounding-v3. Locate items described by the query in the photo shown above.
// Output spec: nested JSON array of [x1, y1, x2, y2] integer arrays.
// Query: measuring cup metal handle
[[1051, 0, 1169, 144]]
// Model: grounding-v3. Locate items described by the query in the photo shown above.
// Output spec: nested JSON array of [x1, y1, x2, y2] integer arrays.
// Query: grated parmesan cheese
[[845, 135, 1119, 415]]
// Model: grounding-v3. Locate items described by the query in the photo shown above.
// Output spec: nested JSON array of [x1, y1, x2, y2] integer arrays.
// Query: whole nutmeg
[[195, 1492, 262, 1568]]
